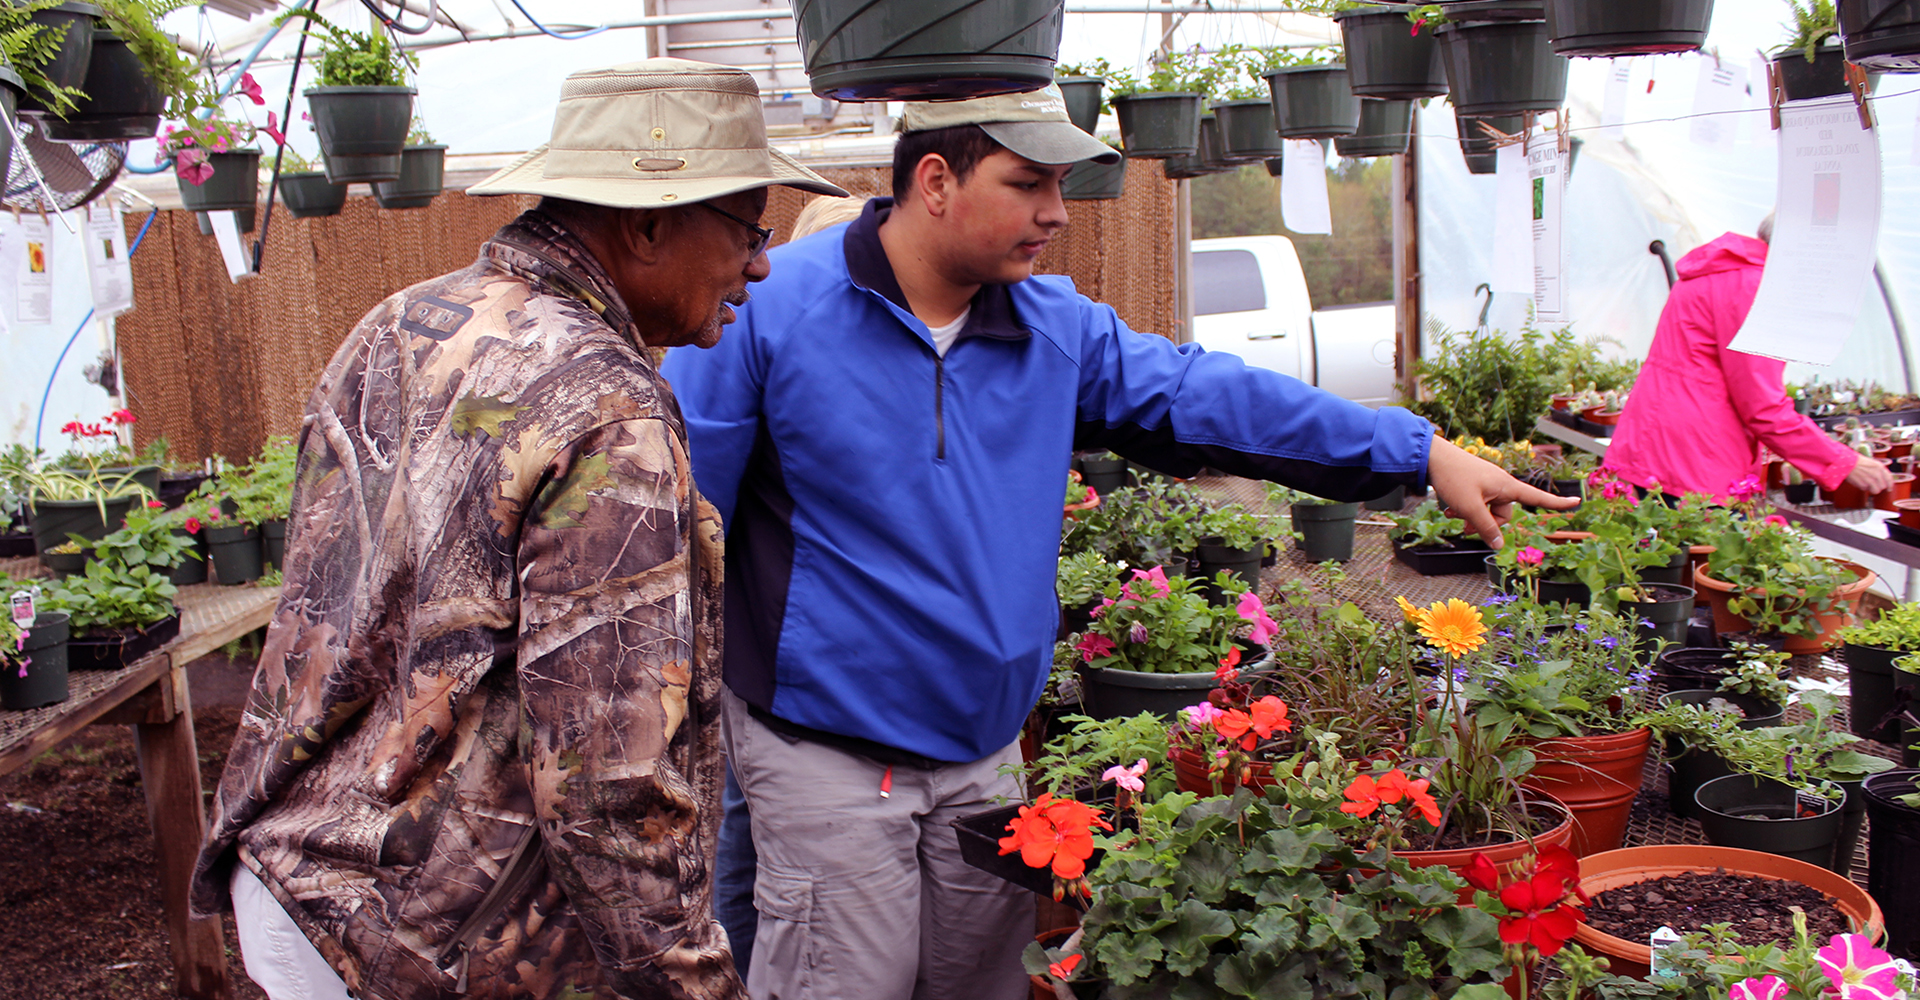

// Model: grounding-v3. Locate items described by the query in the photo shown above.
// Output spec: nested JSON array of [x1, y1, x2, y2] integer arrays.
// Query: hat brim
[[981, 121, 1122, 166], [466, 144, 849, 206]]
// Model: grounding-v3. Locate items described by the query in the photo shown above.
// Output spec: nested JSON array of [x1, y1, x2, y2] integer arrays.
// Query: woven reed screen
[[119, 161, 1176, 464]]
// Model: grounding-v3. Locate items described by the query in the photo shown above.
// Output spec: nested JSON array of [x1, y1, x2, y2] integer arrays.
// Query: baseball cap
[[899, 83, 1121, 166]]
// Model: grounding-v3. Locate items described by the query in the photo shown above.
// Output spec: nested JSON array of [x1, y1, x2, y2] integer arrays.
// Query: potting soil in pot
[[1585, 871, 1851, 944]]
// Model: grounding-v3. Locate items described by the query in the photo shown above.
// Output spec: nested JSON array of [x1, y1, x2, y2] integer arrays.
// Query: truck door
[[1190, 247, 1302, 381]]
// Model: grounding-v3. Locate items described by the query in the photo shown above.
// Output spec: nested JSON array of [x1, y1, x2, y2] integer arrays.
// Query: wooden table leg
[[133, 671, 232, 1000]]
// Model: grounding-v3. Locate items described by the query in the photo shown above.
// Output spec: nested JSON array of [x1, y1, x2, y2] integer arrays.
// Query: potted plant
[[182, 490, 260, 585], [1192, 499, 1272, 593], [1335, 97, 1416, 158], [1271, 484, 1362, 562], [789, 0, 1064, 101], [1782, 461, 1819, 504], [1061, 139, 1127, 200], [24, 413, 152, 555], [1335, 3, 1450, 99], [1694, 516, 1876, 654], [1389, 502, 1493, 575], [41, 558, 179, 671], [1838, 0, 1920, 70], [1457, 112, 1523, 173], [1404, 322, 1560, 445], [1107, 51, 1214, 159], [373, 118, 446, 209], [40, 0, 196, 142], [1073, 566, 1276, 719], [276, 146, 347, 218], [1208, 46, 1288, 161], [1774, 1, 1856, 100], [1055, 60, 1108, 132], [89, 497, 197, 585], [1075, 450, 1129, 494], [1433, 1, 1573, 116], [1640, 680, 1787, 820], [1835, 602, 1920, 741], [164, 104, 280, 233], [279, 7, 417, 184], [12, 0, 96, 119], [1263, 54, 1363, 139], [1060, 477, 1210, 573], [1542, 0, 1714, 56], [0, 605, 70, 710], [1861, 770, 1920, 957], [228, 436, 295, 569]]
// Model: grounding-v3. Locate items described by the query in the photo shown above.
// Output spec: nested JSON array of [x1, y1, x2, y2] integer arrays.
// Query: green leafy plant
[[0, 1, 85, 116], [1388, 502, 1468, 548], [1665, 691, 1893, 798], [1717, 641, 1793, 706], [1105, 47, 1226, 98], [1781, 0, 1839, 61], [1057, 549, 1115, 608], [220, 435, 297, 526], [1404, 320, 1560, 446], [1073, 566, 1259, 675], [1835, 600, 1920, 652], [90, 501, 197, 575], [1061, 478, 1210, 568], [1463, 605, 1649, 738], [1704, 517, 1856, 639], [276, 7, 416, 87], [1196, 500, 1271, 552], [96, 0, 206, 119], [42, 560, 177, 634]]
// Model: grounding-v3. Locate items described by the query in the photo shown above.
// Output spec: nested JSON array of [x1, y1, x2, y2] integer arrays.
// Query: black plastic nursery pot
[[1078, 456, 1129, 494], [1080, 664, 1221, 720], [1195, 538, 1263, 592], [1264, 64, 1362, 138], [0, 67, 21, 180], [1484, 553, 1511, 591], [1845, 642, 1911, 742], [1264, 156, 1284, 177], [373, 145, 447, 209], [42, 25, 164, 142], [68, 613, 180, 672], [1060, 156, 1126, 200], [28, 494, 135, 553], [1638, 551, 1689, 587], [1162, 115, 1217, 179], [204, 523, 263, 585], [1550, 477, 1585, 498], [1, 613, 70, 711], [1840, 0, 1920, 71], [1056, 75, 1103, 132], [41, 547, 89, 578], [1335, 5, 1449, 99], [156, 471, 210, 509], [1784, 481, 1819, 504], [1695, 774, 1844, 869], [1658, 689, 1783, 820], [169, 529, 207, 586], [1335, 99, 1414, 158], [1458, 114, 1525, 173], [1212, 98, 1285, 160], [1393, 537, 1496, 576], [1536, 577, 1592, 608], [1654, 645, 1738, 691], [1834, 779, 1870, 878], [1863, 771, 1920, 957], [17, 1, 101, 114], [1112, 91, 1202, 159], [261, 518, 287, 570], [1436, 13, 1571, 116], [1364, 484, 1407, 511], [1619, 583, 1694, 659], [1773, 46, 1857, 100], [177, 150, 261, 216], [307, 85, 414, 183], [792, 0, 1066, 101], [1542, 0, 1714, 57], [1291, 501, 1360, 562], [279, 172, 348, 218]]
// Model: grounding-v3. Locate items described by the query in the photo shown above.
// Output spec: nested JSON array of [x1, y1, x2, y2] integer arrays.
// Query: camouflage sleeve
[[516, 417, 742, 999]]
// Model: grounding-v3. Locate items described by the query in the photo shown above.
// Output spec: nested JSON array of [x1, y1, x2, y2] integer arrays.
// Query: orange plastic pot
[[1692, 560, 1878, 655], [1551, 394, 1575, 411], [1544, 530, 1594, 543], [1828, 479, 1871, 509], [1171, 744, 1279, 795], [1893, 440, 1914, 460], [1896, 497, 1920, 529], [1581, 406, 1623, 426], [1571, 844, 1885, 980], [1684, 545, 1715, 588], [1029, 927, 1080, 1000], [1521, 728, 1650, 857], [1394, 796, 1573, 899], [1875, 473, 1915, 512], [1766, 457, 1785, 489]]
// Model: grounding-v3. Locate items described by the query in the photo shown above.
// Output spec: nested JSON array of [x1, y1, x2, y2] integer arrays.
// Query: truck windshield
[[1193, 250, 1267, 315]]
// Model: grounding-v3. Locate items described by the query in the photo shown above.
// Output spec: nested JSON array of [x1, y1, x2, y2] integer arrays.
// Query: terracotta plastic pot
[[1684, 544, 1715, 585], [1896, 496, 1920, 529], [1692, 559, 1877, 655], [1522, 727, 1651, 857], [1571, 844, 1886, 980], [1171, 743, 1277, 795], [1875, 473, 1915, 511], [1580, 406, 1623, 426], [1551, 393, 1576, 411], [1393, 796, 1573, 892], [1828, 478, 1871, 509]]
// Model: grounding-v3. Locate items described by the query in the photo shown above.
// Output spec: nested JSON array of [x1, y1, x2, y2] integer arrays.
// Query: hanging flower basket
[[1211, 98, 1284, 159], [1112, 91, 1202, 158], [1161, 112, 1222, 179], [792, 0, 1066, 101], [1542, 0, 1714, 57], [278, 171, 348, 218], [1335, 98, 1415, 158], [307, 85, 415, 183], [1057, 74, 1103, 132], [176, 148, 261, 215], [1772, 43, 1858, 100], [1839, 0, 1920, 71], [1060, 156, 1126, 200], [373, 144, 446, 209], [17, 1, 101, 115], [1264, 64, 1362, 138], [1457, 113, 1523, 173], [1436, 4, 1571, 116], [1336, 5, 1450, 99], [42, 25, 163, 142]]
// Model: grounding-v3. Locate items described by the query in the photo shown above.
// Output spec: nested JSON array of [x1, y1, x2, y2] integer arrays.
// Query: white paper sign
[[1689, 56, 1748, 149], [1279, 139, 1332, 235], [1527, 131, 1568, 321], [208, 211, 252, 281], [14, 214, 51, 323], [1912, 99, 1920, 166], [84, 201, 134, 317], [1729, 96, 1882, 366], [1491, 142, 1532, 294], [1601, 59, 1632, 139]]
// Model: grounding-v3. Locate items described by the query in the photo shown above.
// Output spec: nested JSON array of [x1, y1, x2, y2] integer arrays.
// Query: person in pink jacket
[[1604, 227, 1892, 504]]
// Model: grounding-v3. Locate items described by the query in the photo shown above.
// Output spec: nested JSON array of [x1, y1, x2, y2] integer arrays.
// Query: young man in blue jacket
[[661, 85, 1571, 1000]]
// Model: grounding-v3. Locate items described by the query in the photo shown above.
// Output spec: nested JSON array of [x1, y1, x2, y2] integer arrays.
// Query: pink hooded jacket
[[1604, 232, 1854, 504]]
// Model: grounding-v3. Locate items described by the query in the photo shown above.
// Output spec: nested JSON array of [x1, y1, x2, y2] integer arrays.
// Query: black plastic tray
[[1891, 520, 1920, 548], [1390, 537, 1496, 575], [68, 612, 180, 671], [1547, 408, 1617, 438], [953, 786, 1117, 907], [1813, 408, 1920, 430], [0, 530, 33, 558]]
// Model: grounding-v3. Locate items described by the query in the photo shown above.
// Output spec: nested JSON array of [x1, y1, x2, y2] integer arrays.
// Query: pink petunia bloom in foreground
[[1764, 514, 1789, 527], [238, 72, 265, 105], [176, 149, 214, 186], [1075, 633, 1115, 664], [1728, 976, 1787, 1000], [1236, 591, 1278, 645], [1817, 933, 1905, 1000]]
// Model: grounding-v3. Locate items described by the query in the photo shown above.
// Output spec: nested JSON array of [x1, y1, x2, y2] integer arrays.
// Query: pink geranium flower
[[1728, 474, 1766, 502], [1728, 976, 1788, 1000], [1817, 933, 1905, 1000], [1075, 633, 1115, 663], [1122, 566, 1171, 600], [1516, 546, 1545, 567], [1235, 591, 1278, 645], [1101, 758, 1149, 793], [1184, 702, 1224, 729]]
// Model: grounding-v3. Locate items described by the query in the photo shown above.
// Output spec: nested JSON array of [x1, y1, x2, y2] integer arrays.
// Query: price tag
[[1798, 788, 1832, 813], [10, 589, 35, 629], [1649, 926, 1683, 978]]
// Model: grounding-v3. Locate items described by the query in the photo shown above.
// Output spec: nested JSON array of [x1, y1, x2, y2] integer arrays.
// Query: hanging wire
[[359, 0, 441, 37], [499, 0, 607, 40], [252, 12, 316, 273], [33, 209, 160, 454]]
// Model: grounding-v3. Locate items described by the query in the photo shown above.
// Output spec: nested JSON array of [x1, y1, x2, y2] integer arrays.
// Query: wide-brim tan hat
[[470, 58, 848, 207]]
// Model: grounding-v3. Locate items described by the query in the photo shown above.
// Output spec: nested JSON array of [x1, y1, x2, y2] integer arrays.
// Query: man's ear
[[914, 153, 956, 217], [617, 206, 668, 265]]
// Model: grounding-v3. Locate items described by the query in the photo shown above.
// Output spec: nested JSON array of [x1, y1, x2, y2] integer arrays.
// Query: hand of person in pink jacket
[[1844, 452, 1896, 494], [1428, 436, 1579, 548]]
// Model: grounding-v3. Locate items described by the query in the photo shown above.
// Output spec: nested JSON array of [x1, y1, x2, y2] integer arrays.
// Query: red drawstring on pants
[[880, 765, 893, 799]]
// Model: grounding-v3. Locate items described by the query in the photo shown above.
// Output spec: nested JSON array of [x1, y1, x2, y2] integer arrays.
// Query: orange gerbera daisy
[[1418, 598, 1488, 657], [1393, 595, 1426, 624]]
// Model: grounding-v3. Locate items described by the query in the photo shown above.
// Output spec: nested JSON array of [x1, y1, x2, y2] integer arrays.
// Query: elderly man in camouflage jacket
[[188, 59, 844, 1000]]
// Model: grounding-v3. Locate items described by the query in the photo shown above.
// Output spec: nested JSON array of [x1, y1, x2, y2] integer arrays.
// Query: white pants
[[231, 865, 352, 1000]]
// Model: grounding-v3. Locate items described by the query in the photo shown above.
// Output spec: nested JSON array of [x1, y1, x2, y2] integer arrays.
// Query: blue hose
[[504, 0, 607, 39], [33, 208, 159, 453]]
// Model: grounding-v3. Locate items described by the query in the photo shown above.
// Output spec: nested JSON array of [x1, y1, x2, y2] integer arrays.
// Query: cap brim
[[980, 121, 1122, 166], [466, 145, 849, 205]]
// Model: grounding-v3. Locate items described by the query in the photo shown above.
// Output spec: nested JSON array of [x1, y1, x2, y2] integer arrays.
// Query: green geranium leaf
[[1156, 898, 1236, 975]]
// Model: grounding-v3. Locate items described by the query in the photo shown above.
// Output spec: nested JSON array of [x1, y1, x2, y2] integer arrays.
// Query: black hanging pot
[[1457, 113, 1524, 173], [1197, 111, 1238, 172], [1436, 6, 1571, 116], [1162, 113, 1220, 179], [792, 0, 1066, 101], [306, 85, 415, 183], [1264, 155, 1284, 177], [1290, 501, 1360, 562], [0, 67, 21, 181], [1695, 774, 1844, 869], [1839, 0, 1920, 71], [17, 1, 101, 114], [1078, 455, 1130, 493], [28, 494, 136, 553], [1336, 4, 1449, 99], [1542, 0, 1715, 57], [1659, 689, 1784, 819], [42, 25, 163, 142], [1772, 44, 1857, 100], [1, 613, 71, 711], [177, 149, 261, 214], [1112, 91, 1202, 158], [1060, 155, 1126, 200], [373, 144, 446, 209], [279, 171, 348, 218], [1335, 98, 1415, 157], [1057, 75, 1104, 132], [195, 209, 257, 235], [1264, 64, 1362, 138], [1212, 98, 1284, 159], [1863, 771, 1920, 956], [1844, 641, 1909, 741]]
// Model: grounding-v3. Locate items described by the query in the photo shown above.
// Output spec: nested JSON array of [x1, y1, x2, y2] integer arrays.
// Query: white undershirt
[[927, 306, 970, 358]]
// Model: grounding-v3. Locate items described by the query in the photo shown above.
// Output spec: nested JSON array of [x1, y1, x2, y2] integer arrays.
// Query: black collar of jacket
[[843, 197, 1031, 344], [484, 210, 641, 347]]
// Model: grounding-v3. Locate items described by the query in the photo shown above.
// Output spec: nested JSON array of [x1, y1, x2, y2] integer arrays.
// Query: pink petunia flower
[[1101, 758, 1149, 793], [1817, 933, 1905, 1000], [261, 111, 286, 147], [1765, 514, 1789, 527], [1728, 976, 1788, 1000], [238, 72, 265, 105], [1075, 632, 1115, 664], [1132, 566, 1171, 598], [176, 149, 215, 186], [1236, 590, 1279, 645], [1184, 702, 1224, 729], [1128, 622, 1149, 644]]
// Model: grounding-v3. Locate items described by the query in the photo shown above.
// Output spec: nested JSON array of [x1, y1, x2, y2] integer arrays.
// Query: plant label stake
[[10, 589, 34, 629], [1649, 926, 1683, 978]]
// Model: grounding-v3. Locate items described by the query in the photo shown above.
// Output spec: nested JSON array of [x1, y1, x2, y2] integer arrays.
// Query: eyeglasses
[[698, 201, 774, 258]]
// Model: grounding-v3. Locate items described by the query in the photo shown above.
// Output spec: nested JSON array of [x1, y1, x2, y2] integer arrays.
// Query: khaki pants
[[721, 689, 1030, 1000]]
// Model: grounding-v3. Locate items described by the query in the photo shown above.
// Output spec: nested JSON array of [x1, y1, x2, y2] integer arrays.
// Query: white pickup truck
[[1190, 235, 1399, 408]]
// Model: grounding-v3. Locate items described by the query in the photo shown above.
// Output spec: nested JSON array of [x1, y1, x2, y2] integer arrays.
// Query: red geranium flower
[[1497, 872, 1584, 956], [999, 793, 1112, 881]]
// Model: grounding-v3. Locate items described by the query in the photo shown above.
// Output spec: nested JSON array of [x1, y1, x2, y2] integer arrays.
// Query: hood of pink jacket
[[1676, 232, 1767, 280]]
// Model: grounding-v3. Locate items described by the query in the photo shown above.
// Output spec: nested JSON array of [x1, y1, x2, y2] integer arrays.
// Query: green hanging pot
[[1457, 113, 1525, 173], [1542, 0, 1714, 57], [306, 85, 415, 183], [1264, 64, 1362, 139], [17, 1, 101, 114], [1060, 155, 1125, 200], [279, 171, 348, 218], [1336, 4, 1449, 99], [373, 144, 447, 209], [1839, 0, 1920, 71], [177, 149, 261, 214], [1211, 98, 1284, 159], [1112, 91, 1202, 158], [793, 0, 1066, 101], [1335, 98, 1415, 157], [1056, 75, 1104, 132], [1436, 9, 1571, 115], [1163, 113, 1222, 179], [42, 26, 163, 142]]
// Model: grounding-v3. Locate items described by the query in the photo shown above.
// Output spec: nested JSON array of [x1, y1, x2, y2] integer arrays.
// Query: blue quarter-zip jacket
[[662, 199, 1433, 763]]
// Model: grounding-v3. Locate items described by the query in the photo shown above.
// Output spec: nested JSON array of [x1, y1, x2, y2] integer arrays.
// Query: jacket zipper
[[933, 354, 946, 460]]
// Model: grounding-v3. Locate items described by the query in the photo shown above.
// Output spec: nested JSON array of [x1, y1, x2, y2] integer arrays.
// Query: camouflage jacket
[[190, 211, 741, 1000]]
